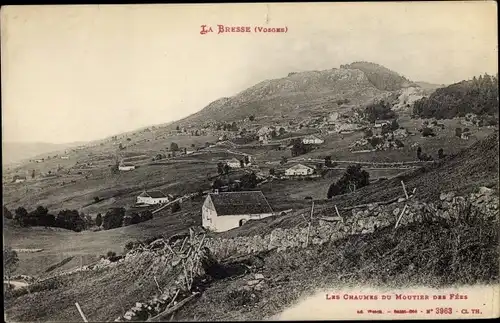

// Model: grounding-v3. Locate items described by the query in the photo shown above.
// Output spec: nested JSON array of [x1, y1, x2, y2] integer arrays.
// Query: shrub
[[106, 251, 116, 258], [225, 289, 258, 307], [171, 202, 181, 213], [421, 127, 435, 137], [327, 165, 370, 198], [3, 205, 13, 219]]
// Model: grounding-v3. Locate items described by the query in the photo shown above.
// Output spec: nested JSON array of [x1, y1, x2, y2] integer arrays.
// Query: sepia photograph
[[2, 2, 499, 321]]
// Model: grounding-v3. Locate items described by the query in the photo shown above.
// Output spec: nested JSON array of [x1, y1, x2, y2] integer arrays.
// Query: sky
[[1, 2, 498, 144]]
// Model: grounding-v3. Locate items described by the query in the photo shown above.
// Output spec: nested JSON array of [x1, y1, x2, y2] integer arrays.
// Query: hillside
[[4, 133, 498, 322], [176, 64, 403, 126], [340, 61, 417, 91], [2, 141, 85, 166], [413, 73, 499, 119], [219, 131, 499, 238]]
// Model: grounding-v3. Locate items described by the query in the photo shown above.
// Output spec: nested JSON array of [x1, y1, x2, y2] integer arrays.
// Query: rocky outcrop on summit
[[341, 61, 417, 91], [179, 65, 392, 124]]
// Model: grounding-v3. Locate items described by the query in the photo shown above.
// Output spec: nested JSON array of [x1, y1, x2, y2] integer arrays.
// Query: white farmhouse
[[202, 191, 274, 232], [118, 163, 136, 171], [285, 164, 315, 176], [302, 135, 324, 145], [136, 190, 172, 205], [13, 175, 27, 183], [226, 158, 242, 168]]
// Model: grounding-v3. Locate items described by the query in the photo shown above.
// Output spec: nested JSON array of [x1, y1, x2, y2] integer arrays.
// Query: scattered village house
[[374, 120, 391, 128], [202, 191, 274, 232], [136, 190, 173, 205], [302, 134, 324, 145], [12, 175, 27, 183], [226, 158, 242, 168], [118, 163, 136, 171], [285, 163, 315, 176]]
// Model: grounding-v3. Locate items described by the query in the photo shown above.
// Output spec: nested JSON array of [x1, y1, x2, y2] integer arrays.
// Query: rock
[[440, 192, 447, 201], [479, 186, 493, 195], [247, 279, 260, 286], [368, 203, 377, 211], [446, 191, 455, 202], [398, 197, 406, 203], [254, 273, 265, 280]]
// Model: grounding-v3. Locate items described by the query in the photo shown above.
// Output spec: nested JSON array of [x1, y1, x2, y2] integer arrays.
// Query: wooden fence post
[[75, 302, 88, 322]]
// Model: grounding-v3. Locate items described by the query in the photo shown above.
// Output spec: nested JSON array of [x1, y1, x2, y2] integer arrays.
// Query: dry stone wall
[[204, 187, 499, 258], [114, 187, 497, 322]]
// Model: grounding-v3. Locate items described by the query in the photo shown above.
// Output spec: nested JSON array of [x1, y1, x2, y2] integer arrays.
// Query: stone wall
[[203, 187, 498, 258], [114, 187, 497, 322]]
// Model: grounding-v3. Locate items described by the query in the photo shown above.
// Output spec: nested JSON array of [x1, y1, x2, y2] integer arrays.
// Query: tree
[[3, 206, 13, 219], [95, 213, 103, 227], [244, 155, 250, 165], [438, 148, 446, 159], [279, 127, 286, 136], [394, 139, 405, 148], [249, 115, 255, 121], [118, 143, 125, 150], [191, 143, 195, 148], [280, 156, 288, 165], [364, 129, 373, 138], [102, 208, 126, 230], [224, 164, 230, 174], [455, 127, 462, 138], [55, 209, 86, 231], [240, 172, 258, 189], [416, 147, 422, 160], [369, 136, 383, 148], [269, 168, 276, 176], [171, 202, 181, 213], [327, 165, 370, 198], [31, 169, 35, 179], [94, 196, 100, 203], [240, 159, 245, 168], [217, 162, 225, 175], [170, 142, 179, 152], [381, 124, 391, 136], [390, 119, 399, 131], [325, 156, 333, 167], [421, 127, 435, 137], [327, 183, 341, 199], [140, 210, 153, 222], [3, 247, 19, 281], [14, 207, 28, 226], [126, 138, 131, 141], [364, 100, 396, 123], [176, 125, 180, 131]]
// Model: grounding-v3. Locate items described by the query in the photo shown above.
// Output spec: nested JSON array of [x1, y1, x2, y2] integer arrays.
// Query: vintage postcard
[[2, 2, 499, 321]]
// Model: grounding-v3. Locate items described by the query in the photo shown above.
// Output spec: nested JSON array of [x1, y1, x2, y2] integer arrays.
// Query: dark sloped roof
[[139, 190, 167, 199], [209, 191, 273, 216]]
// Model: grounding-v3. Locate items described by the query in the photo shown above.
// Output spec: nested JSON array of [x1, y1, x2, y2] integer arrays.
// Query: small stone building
[[202, 191, 274, 232]]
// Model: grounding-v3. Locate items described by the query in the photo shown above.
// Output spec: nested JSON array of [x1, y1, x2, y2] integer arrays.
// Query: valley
[[3, 62, 499, 322]]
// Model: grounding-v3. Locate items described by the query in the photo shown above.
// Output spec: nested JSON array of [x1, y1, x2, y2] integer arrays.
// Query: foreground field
[[3, 198, 203, 277]]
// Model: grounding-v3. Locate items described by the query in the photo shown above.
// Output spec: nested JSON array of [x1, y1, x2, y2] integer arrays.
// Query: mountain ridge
[[173, 62, 430, 127]]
